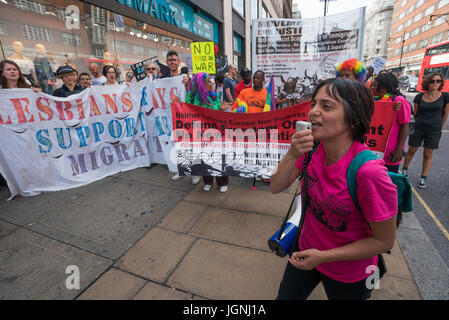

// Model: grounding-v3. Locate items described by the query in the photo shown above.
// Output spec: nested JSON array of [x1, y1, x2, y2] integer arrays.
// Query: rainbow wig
[[336, 58, 367, 83], [189, 72, 216, 106]]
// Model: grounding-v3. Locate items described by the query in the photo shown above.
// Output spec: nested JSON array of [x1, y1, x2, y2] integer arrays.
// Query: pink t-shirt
[[295, 141, 397, 283], [383, 95, 411, 165]]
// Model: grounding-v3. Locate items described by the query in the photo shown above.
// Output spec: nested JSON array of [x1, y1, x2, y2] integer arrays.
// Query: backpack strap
[[346, 149, 378, 213]]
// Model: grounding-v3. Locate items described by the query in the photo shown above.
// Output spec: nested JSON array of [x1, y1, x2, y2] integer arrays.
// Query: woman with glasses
[[402, 73, 449, 189], [103, 65, 119, 85]]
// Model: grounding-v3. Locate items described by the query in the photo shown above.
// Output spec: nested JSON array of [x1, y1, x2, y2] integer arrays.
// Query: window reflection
[[0, 0, 192, 89]]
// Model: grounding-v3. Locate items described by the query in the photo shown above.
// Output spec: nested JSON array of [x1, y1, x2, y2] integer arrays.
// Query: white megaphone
[[268, 194, 303, 257]]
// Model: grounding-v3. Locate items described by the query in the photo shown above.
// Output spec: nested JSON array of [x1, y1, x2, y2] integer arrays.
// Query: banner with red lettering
[[172, 101, 396, 178], [0, 76, 185, 200]]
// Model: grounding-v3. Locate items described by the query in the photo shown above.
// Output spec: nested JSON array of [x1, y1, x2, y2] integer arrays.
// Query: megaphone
[[268, 195, 303, 257]]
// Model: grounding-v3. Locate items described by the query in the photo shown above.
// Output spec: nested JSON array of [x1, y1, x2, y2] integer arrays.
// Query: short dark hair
[[79, 72, 90, 79], [312, 78, 374, 143], [422, 72, 445, 91], [376, 72, 403, 96], [166, 51, 178, 59], [254, 70, 265, 78], [214, 73, 225, 84], [180, 66, 189, 74], [102, 65, 116, 77]]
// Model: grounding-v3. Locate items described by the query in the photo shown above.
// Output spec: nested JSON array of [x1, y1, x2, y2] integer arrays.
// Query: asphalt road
[[402, 91, 449, 271]]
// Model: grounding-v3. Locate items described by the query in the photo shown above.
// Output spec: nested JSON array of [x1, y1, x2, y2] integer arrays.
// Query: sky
[[293, 0, 377, 19]]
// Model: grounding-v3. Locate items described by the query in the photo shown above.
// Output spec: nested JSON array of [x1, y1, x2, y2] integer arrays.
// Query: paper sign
[[190, 42, 216, 74], [372, 56, 386, 75], [130, 56, 158, 81]]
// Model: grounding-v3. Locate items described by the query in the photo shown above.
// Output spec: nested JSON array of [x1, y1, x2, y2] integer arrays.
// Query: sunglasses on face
[[146, 68, 156, 71], [430, 79, 442, 84]]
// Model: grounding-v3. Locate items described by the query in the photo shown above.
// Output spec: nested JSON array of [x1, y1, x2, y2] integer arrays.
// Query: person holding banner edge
[[271, 78, 397, 300], [185, 72, 230, 192]]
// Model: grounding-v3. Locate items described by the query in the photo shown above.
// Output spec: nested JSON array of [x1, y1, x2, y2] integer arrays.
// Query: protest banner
[[0, 76, 185, 199], [191, 42, 216, 74], [252, 8, 365, 105], [141, 76, 186, 172], [172, 101, 396, 178]]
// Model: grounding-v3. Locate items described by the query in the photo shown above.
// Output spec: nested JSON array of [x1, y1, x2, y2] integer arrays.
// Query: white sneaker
[[203, 184, 212, 192], [171, 173, 183, 181], [191, 176, 200, 185], [219, 186, 228, 193]]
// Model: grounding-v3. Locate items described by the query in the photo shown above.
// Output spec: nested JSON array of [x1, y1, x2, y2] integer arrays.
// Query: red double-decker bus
[[417, 39, 449, 93]]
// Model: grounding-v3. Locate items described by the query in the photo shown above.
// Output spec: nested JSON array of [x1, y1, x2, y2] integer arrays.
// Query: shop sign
[[116, 0, 179, 26]]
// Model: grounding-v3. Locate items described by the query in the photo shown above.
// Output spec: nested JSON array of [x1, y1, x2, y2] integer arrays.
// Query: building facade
[[362, 0, 394, 67], [386, 0, 449, 75], [0, 0, 292, 85], [292, 2, 301, 19]]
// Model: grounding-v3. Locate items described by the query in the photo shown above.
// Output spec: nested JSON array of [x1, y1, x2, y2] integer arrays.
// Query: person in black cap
[[53, 65, 84, 97], [235, 67, 252, 100]]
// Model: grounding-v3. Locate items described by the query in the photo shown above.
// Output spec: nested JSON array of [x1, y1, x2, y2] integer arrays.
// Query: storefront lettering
[[116, 0, 179, 26]]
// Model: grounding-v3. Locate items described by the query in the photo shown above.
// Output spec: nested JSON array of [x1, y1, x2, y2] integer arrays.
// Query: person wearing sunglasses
[[402, 72, 449, 189], [145, 62, 159, 79]]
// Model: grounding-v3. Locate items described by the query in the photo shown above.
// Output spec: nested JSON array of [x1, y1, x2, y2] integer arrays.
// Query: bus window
[[424, 66, 449, 78], [425, 43, 449, 56]]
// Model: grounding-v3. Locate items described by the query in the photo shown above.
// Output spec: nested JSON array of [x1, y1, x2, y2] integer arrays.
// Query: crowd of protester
[[1, 55, 448, 191], [2, 51, 449, 301]]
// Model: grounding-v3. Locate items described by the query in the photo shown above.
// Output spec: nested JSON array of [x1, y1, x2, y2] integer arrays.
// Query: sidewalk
[[0, 165, 422, 300]]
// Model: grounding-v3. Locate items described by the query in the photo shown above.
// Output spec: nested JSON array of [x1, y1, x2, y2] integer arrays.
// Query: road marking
[[442, 130, 449, 133], [411, 186, 449, 242]]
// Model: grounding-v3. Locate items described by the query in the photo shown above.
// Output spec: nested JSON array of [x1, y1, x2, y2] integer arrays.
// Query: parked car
[[399, 75, 418, 92]]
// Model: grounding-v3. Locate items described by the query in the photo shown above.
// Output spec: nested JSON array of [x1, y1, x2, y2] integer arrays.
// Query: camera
[[268, 195, 302, 257]]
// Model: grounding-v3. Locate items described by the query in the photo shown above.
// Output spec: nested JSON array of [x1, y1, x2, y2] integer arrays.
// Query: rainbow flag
[[263, 75, 275, 112]]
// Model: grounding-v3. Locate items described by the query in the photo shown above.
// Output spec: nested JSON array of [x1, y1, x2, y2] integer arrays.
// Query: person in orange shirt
[[232, 71, 267, 113]]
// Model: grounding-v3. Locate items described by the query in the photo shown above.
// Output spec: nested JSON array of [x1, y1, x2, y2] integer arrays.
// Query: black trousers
[[203, 176, 229, 187], [276, 262, 373, 300]]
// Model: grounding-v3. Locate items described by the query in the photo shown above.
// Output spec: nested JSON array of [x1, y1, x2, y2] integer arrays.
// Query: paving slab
[[114, 227, 196, 283], [167, 239, 287, 300], [116, 165, 196, 193], [370, 274, 421, 300], [27, 180, 187, 260], [189, 207, 283, 251], [133, 281, 193, 300], [158, 201, 207, 233], [397, 225, 449, 300], [0, 228, 112, 300], [0, 219, 20, 238], [0, 177, 113, 226], [221, 187, 293, 217], [183, 184, 230, 207], [77, 268, 146, 300], [383, 240, 414, 280]]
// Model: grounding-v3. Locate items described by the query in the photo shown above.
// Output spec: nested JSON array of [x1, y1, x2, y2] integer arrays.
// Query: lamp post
[[430, 13, 449, 26], [388, 30, 406, 75]]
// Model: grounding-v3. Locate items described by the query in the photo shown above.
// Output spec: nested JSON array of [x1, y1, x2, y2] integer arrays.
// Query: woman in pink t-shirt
[[271, 78, 397, 300], [371, 73, 411, 173]]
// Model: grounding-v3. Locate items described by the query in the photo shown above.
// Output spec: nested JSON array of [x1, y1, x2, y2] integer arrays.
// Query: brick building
[[386, 0, 449, 76]]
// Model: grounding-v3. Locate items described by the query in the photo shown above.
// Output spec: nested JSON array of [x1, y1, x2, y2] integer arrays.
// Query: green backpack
[[347, 149, 413, 214]]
